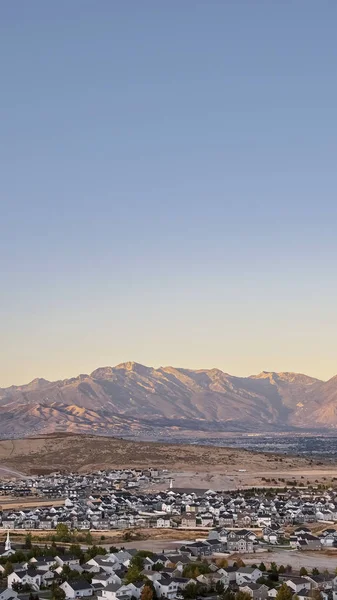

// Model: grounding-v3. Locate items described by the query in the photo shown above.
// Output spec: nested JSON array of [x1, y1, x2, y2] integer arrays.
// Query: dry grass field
[[0, 433, 335, 489]]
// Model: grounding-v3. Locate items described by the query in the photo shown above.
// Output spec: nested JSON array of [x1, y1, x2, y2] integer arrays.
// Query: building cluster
[[0, 469, 166, 499], [2, 475, 337, 536], [1, 534, 337, 600]]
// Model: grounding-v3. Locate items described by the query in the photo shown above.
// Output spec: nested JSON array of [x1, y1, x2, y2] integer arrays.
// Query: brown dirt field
[[0, 498, 65, 510], [0, 434, 327, 481], [0, 527, 209, 546], [237, 549, 337, 572]]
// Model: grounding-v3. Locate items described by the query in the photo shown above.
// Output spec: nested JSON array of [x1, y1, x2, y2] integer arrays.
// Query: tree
[[25, 533, 33, 549], [233, 558, 245, 568], [270, 562, 278, 573], [312, 568, 320, 576], [51, 586, 66, 600], [137, 551, 155, 559], [216, 558, 228, 568], [183, 562, 211, 578], [85, 532, 93, 545], [220, 590, 235, 600], [124, 563, 144, 585], [309, 591, 322, 600], [276, 584, 294, 600], [285, 565, 292, 573], [4, 561, 13, 576], [236, 593, 252, 600], [141, 584, 154, 600], [84, 545, 107, 560], [130, 555, 145, 571], [182, 583, 198, 599], [300, 567, 308, 576], [216, 581, 225, 594], [278, 565, 286, 574], [55, 524, 71, 542], [69, 544, 83, 560], [259, 562, 266, 572]]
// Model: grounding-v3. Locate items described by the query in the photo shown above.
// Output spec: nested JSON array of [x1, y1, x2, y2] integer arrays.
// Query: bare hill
[[0, 433, 315, 475], [0, 362, 335, 437]]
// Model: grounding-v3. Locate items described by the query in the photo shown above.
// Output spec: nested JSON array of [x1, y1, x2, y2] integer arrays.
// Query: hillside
[[0, 362, 336, 438], [0, 433, 316, 475]]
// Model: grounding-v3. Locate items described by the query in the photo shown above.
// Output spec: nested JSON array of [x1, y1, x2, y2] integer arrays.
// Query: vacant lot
[[0, 434, 328, 488], [238, 549, 337, 572]]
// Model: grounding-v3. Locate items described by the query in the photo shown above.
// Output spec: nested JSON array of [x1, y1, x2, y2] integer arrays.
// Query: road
[[0, 465, 28, 479]]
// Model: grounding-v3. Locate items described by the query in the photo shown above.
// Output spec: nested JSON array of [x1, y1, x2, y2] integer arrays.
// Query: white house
[[55, 556, 81, 568], [60, 580, 94, 599], [285, 578, 311, 594], [7, 570, 41, 591], [236, 568, 262, 586], [154, 578, 179, 599], [156, 517, 171, 528], [99, 583, 131, 600]]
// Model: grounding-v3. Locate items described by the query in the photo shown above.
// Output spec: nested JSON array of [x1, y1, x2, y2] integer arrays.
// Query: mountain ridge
[[0, 362, 336, 438]]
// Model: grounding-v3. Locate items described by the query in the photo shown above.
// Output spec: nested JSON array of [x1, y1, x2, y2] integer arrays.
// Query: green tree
[[236, 593, 252, 600], [278, 565, 286, 574], [55, 524, 71, 542], [312, 568, 320, 576], [183, 562, 211, 578], [51, 585, 66, 600], [216, 582, 225, 594], [69, 544, 83, 559], [276, 583, 294, 600], [300, 567, 308, 576], [130, 555, 145, 571], [182, 583, 198, 599], [220, 590, 235, 600], [4, 561, 13, 576], [85, 532, 93, 545], [137, 551, 155, 559], [259, 562, 266, 572], [25, 533, 33, 549], [124, 563, 144, 584]]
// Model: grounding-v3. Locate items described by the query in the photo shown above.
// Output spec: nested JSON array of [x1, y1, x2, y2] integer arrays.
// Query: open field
[[148, 465, 337, 491], [0, 527, 209, 547], [0, 434, 334, 489], [237, 549, 337, 572], [0, 497, 65, 509]]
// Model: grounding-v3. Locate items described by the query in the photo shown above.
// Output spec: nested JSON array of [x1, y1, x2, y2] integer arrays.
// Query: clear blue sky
[[1, 1, 337, 386]]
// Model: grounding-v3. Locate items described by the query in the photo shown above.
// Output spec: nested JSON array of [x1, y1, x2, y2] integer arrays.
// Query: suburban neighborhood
[[1, 470, 337, 600]]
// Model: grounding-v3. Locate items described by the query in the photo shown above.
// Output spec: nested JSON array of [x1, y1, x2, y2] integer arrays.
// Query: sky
[[1, 1, 337, 387]]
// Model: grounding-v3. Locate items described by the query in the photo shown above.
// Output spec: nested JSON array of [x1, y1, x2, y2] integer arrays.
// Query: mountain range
[[1, 361, 337, 438]]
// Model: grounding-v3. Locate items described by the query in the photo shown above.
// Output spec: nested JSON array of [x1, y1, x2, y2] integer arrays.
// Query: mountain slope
[[0, 362, 334, 438]]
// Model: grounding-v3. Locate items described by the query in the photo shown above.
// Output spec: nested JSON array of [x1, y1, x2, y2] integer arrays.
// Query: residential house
[[60, 580, 94, 599]]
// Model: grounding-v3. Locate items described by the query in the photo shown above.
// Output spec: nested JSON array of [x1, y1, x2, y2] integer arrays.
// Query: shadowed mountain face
[[0, 362, 334, 438]]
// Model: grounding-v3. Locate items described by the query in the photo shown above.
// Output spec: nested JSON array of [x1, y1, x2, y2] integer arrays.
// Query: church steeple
[[5, 530, 11, 552]]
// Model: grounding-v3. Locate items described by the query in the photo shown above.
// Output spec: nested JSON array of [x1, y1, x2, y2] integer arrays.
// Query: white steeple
[[5, 530, 11, 552]]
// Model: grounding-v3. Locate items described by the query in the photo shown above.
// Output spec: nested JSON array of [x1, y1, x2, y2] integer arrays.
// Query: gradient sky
[[1, 1, 337, 387]]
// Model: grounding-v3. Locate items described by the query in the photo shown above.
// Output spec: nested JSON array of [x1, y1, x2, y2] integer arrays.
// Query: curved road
[[0, 465, 27, 478]]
